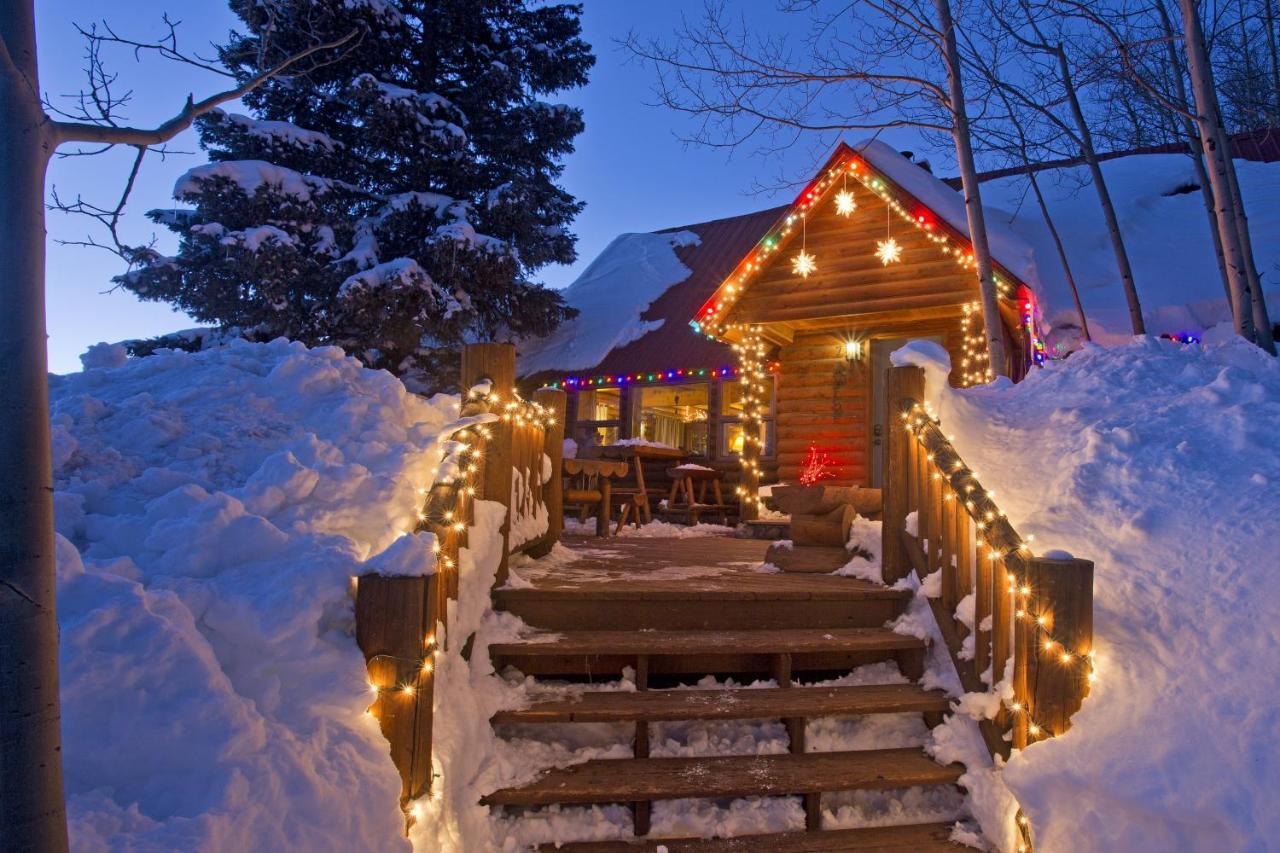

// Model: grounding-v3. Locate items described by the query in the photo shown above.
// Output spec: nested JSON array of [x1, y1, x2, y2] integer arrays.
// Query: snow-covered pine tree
[[119, 0, 592, 388]]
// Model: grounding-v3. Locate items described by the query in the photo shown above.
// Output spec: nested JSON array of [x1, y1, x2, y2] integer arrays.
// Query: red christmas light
[[798, 445, 836, 486]]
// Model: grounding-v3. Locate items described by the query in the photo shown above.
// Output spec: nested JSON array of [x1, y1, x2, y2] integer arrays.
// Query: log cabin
[[519, 140, 1044, 518]]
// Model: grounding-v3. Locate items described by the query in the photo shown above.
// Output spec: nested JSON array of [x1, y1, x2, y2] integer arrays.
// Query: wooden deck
[[499, 533, 910, 632]]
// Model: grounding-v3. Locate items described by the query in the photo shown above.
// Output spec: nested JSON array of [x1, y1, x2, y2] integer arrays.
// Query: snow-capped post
[[525, 388, 566, 559], [354, 573, 438, 802], [1023, 555, 1094, 740], [882, 366, 925, 584], [461, 343, 517, 587]]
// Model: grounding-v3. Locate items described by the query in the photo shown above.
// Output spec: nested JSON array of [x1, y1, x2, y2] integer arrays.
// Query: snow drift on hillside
[[50, 339, 469, 851], [894, 337, 1280, 852], [978, 154, 1280, 345], [517, 230, 700, 375]]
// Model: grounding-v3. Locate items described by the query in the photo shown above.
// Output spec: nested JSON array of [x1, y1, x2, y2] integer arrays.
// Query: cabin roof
[[518, 205, 785, 381]]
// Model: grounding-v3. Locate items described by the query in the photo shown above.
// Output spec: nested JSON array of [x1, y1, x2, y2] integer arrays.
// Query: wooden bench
[[665, 466, 732, 526]]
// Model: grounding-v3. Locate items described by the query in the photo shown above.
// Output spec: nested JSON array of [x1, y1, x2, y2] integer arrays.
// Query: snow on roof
[[854, 138, 1040, 289], [518, 230, 701, 376]]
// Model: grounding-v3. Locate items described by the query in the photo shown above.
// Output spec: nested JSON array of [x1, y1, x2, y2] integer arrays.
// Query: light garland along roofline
[[542, 364, 748, 390], [688, 141, 1034, 342]]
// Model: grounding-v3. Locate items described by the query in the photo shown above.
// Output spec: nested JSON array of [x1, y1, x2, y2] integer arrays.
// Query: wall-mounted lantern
[[843, 339, 864, 362]]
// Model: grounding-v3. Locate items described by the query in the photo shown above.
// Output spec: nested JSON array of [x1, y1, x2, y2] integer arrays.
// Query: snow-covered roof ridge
[[852, 138, 1041, 290], [518, 230, 701, 376]]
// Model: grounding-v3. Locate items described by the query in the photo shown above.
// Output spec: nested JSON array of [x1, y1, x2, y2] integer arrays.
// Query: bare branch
[[51, 28, 359, 147]]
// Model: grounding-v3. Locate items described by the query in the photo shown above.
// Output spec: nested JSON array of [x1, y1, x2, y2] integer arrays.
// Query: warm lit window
[[575, 387, 621, 448], [719, 378, 775, 458], [633, 383, 709, 455]]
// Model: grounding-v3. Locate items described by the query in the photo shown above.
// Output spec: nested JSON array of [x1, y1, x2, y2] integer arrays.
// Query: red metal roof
[[537, 205, 787, 381]]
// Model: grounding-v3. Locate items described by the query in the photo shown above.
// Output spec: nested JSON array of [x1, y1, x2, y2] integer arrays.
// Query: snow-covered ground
[[51, 339, 471, 851], [978, 154, 1280, 347], [896, 336, 1280, 852]]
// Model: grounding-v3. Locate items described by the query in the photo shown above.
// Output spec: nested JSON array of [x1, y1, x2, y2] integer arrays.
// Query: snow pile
[[517, 230, 701, 375], [894, 336, 1280, 851], [50, 338, 472, 851], [978, 153, 1280, 345]]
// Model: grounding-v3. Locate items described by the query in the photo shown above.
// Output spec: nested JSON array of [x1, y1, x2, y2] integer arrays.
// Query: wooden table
[[586, 444, 689, 523], [562, 457, 630, 536]]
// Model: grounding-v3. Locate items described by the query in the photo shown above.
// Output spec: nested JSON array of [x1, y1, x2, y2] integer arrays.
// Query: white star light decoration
[[875, 237, 902, 266], [834, 190, 856, 217], [792, 249, 817, 278]]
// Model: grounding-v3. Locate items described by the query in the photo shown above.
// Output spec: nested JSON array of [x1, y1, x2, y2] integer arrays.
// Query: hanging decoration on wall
[[875, 204, 902, 266], [834, 169, 856, 217], [798, 444, 836, 486], [791, 213, 817, 278]]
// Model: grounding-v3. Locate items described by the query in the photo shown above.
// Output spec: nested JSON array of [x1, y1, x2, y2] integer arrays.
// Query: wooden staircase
[[485, 537, 972, 851]]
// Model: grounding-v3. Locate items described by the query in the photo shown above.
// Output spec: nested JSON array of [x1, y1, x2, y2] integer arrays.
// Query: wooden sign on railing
[[882, 365, 1094, 757]]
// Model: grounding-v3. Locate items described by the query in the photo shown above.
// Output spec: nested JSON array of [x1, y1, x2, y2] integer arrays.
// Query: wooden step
[[764, 545, 852, 574], [490, 628, 927, 677], [493, 683, 950, 725], [536, 822, 966, 851], [496, 574, 910, 631], [482, 748, 963, 806]]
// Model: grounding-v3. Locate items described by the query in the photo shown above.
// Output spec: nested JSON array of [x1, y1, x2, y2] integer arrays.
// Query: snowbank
[[517, 230, 701, 375], [51, 338, 472, 850], [976, 153, 1280, 345], [894, 336, 1280, 851]]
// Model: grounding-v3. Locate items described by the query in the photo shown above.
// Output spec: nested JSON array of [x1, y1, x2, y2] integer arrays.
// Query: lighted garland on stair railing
[[363, 384, 557, 806], [901, 401, 1097, 740], [886, 379, 1095, 853]]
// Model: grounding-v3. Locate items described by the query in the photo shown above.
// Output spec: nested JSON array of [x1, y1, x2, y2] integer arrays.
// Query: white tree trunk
[[1057, 47, 1146, 336], [1180, 0, 1265, 347], [1028, 168, 1090, 340], [0, 3, 69, 849], [1217, 122, 1276, 352], [934, 0, 1009, 379]]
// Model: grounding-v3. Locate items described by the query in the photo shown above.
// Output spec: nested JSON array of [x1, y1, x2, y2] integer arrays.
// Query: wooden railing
[[354, 343, 565, 805], [881, 365, 1094, 758]]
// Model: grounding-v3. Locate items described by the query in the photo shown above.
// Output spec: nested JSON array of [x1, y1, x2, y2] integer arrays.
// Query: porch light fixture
[[843, 339, 864, 361]]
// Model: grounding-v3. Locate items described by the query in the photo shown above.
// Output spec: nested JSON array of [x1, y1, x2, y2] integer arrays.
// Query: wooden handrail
[[354, 343, 566, 806], [882, 365, 1094, 761]]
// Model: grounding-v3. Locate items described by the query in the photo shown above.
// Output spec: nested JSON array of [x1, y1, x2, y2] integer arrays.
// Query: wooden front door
[[870, 336, 942, 487]]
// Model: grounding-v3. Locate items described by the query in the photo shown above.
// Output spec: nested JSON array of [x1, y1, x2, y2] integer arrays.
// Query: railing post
[[882, 365, 924, 584], [525, 387, 566, 559], [1021, 556, 1094, 739], [355, 573, 437, 802], [461, 343, 516, 587]]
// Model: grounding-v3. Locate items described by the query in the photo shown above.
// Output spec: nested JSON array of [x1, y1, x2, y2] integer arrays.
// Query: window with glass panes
[[632, 383, 710, 456], [575, 387, 622, 448], [718, 376, 775, 458]]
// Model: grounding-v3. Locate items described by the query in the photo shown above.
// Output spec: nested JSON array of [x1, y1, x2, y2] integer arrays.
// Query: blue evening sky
[[39, 1, 923, 373]]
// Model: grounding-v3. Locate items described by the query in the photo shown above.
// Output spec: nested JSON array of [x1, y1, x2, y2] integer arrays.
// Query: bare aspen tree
[[1068, 0, 1275, 352], [0, 5, 355, 845], [982, 0, 1147, 335], [628, 1, 1010, 377], [978, 78, 1092, 339], [1180, 0, 1274, 350]]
